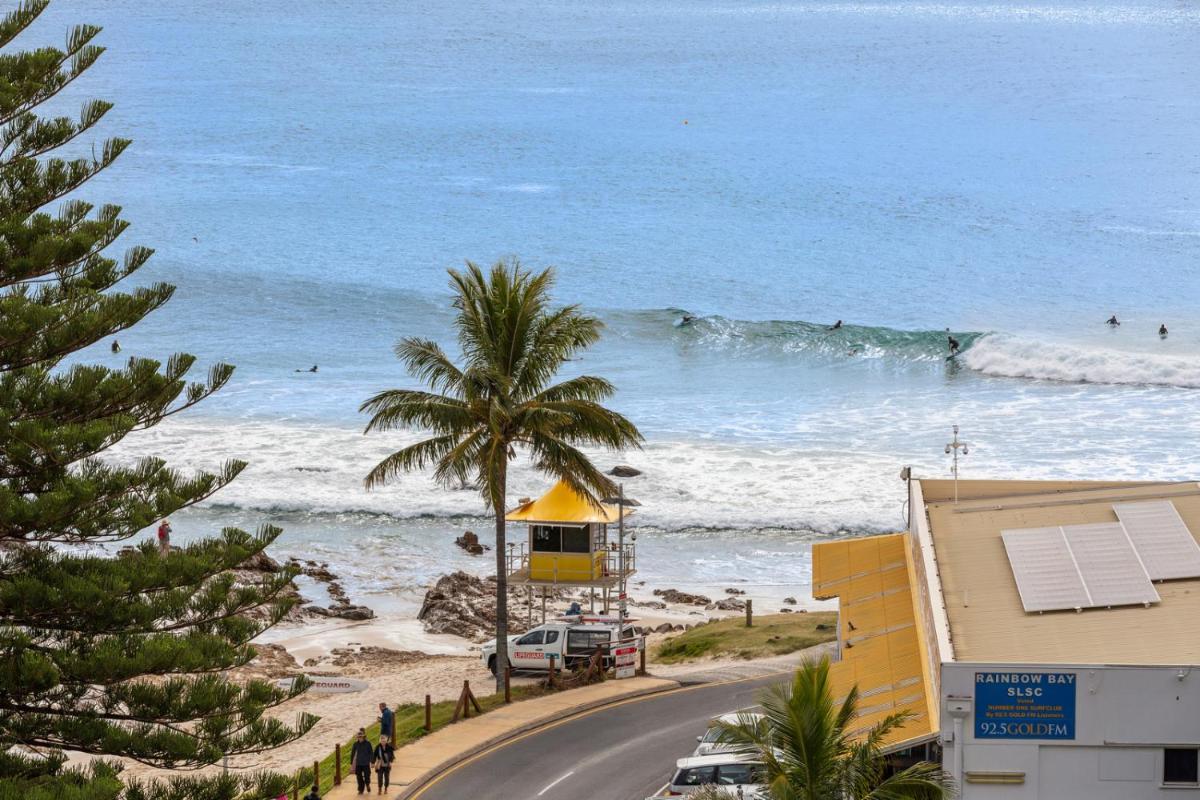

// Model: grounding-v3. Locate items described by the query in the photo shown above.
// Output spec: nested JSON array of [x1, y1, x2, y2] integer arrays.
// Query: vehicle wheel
[[488, 655, 498, 676]]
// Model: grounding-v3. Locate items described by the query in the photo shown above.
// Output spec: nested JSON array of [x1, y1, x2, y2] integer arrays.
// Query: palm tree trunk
[[493, 462, 509, 694]]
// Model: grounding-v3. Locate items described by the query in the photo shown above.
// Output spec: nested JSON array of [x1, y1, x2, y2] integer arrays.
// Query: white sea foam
[[106, 417, 907, 534], [963, 335, 1200, 389]]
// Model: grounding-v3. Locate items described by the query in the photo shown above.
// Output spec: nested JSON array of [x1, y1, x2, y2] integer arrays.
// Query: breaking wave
[[962, 335, 1200, 389], [641, 309, 982, 362], [648, 311, 1200, 389]]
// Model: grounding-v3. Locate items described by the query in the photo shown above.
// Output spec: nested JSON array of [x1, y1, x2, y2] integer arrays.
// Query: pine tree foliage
[[0, 2, 316, 797]]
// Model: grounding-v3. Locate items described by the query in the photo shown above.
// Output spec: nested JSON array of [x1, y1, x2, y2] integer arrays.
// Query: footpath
[[323, 676, 678, 800]]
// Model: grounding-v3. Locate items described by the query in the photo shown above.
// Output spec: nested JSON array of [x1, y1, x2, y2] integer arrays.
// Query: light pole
[[944, 425, 970, 503], [602, 484, 640, 629]]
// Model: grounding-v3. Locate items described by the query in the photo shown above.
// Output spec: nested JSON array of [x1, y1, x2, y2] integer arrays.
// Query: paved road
[[412, 673, 787, 800]]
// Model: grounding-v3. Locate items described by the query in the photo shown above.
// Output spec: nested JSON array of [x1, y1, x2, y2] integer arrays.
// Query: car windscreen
[[701, 727, 724, 743], [671, 766, 717, 786]]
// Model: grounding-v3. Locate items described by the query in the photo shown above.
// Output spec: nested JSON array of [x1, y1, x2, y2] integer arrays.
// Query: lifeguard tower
[[505, 480, 637, 624]]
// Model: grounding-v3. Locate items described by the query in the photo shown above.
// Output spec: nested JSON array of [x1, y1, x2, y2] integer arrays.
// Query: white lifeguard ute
[[480, 614, 640, 675]]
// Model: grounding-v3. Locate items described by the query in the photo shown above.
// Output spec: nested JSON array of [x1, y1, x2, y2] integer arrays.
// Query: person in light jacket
[[373, 734, 396, 794], [350, 728, 374, 794]]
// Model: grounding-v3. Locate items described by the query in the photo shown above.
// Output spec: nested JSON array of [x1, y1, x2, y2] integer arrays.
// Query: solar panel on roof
[[1061, 523, 1160, 608], [1001, 523, 1160, 613], [1001, 527, 1090, 612], [1113, 501, 1200, 581]]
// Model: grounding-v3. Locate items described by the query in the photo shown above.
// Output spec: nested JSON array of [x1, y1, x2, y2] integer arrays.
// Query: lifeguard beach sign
[[974, 672, 1076, 740]]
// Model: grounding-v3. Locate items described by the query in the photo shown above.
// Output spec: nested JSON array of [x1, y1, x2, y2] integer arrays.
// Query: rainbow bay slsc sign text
[[974, 672, 1076, 740]]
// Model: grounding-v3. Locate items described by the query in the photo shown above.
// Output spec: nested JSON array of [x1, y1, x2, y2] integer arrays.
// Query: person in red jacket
[[157, 519, 172, 557]]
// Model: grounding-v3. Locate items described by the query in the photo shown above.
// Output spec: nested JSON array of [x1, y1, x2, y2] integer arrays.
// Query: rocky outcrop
[[608, 465, 642, 477], [454, 530, 488, 555], [706, 597, 746, 612], [418, 571, 554, 641], [417, 571, 574, 641], [652, 588, 711, 606], [305, 604, 375, 621], [230, 643, 302, 681], [724, 588, 745, 595], [783, 596, 797, 605], [288, 558, 374, 621], [239, 551, 283, 572]]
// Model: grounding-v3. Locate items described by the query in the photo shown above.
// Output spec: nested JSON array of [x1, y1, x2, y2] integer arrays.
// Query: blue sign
[[974, 672, 1076, 740]]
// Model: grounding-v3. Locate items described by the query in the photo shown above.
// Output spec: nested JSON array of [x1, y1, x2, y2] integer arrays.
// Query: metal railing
[[505, 542, 636, 583]]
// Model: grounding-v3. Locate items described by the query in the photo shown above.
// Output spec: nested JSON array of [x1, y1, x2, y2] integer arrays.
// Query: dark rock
[[779, 608, 794, 613], [816, 623, 832, 631], [652, 588, 711, 606], [706, 597, 746, 612], [672, 624, 685, 631], [454, 530, 489, 556], [783, 596, 797, 605], [240, 551, 282, 572], [634, 600, 667, 610], [653, 622, 674, 634], [724, 588, 746, 595], [609, 465, 642, 478], [417, 570, 561, 641], [304, 604, 375, 621]]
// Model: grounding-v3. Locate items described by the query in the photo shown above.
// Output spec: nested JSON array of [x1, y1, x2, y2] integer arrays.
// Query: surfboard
[[275, 675, 369, 694]]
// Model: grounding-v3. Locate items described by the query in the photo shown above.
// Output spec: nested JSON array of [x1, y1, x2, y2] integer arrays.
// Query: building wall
[[940, 662, 1200, 799]]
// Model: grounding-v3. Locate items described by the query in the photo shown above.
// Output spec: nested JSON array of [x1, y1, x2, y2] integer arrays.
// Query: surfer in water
[[1159, 324, 1168, 338], [680, 314, 697, 326], [295, 365, 318, 373], [829, 320, 843, 331], [1106, 315, 1120, 326], [947, 335, 961, 356]]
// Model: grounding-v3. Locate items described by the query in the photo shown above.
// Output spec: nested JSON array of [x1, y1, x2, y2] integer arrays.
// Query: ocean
[[30, 1, 1200, 611]]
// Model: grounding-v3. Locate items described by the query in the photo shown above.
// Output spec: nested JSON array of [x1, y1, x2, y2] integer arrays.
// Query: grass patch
[[654, 612, 838, 665], [287, 683, 551, 796]]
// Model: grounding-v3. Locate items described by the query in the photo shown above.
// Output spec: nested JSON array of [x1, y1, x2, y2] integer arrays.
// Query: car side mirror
[[695, 735, 702, 742]]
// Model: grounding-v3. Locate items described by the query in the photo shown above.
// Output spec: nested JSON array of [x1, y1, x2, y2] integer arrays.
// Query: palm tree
[[713, 657, 955, 800], [360, 259, 643, 692]]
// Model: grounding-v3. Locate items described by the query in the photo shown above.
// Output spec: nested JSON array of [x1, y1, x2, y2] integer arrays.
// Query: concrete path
[[323, 676, 677, 799]]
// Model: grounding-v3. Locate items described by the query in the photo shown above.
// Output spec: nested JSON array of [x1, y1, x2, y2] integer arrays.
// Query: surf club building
[[813, 478, 1200, 799]]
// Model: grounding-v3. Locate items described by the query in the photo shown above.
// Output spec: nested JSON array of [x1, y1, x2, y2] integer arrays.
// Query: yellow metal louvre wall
[[812, 533, 938, 750], [529, 551, 604, 582]]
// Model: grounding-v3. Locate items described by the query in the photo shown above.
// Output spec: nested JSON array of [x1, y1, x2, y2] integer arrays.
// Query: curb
[[393, 679, 680, 799]]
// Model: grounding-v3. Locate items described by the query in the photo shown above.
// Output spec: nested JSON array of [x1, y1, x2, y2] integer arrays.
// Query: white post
[[618, 482, 626, 628], [952, 714, 965, 787]]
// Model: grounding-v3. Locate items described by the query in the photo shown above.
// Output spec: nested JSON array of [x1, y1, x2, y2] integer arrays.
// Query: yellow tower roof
[[505, 480, 632, 524]]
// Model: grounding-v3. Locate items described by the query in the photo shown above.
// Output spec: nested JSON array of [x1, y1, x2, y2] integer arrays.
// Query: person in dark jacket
[[378, 702, 394, 743], [350, 729, 374, 794], [374, 734, 396, 793], [302, 785, 320, 800]]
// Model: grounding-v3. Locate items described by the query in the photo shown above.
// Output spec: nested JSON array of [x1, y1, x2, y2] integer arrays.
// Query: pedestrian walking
[[350, 728, 374, 794], [373, 734, 396, 794], [378, 702, 394, 743], [156, 519, 172, 557]]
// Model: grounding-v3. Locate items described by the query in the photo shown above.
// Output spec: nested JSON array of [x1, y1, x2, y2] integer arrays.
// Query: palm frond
[[394, 337, 466, 397], [363, 434, 462, 490], [359, 389, 473, 434]]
